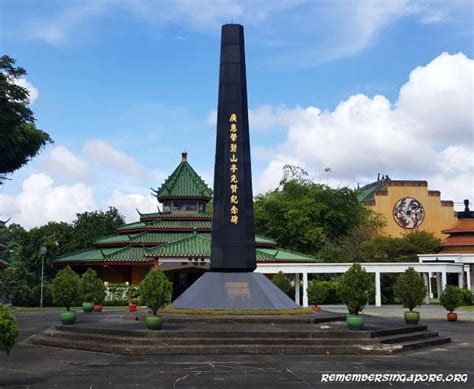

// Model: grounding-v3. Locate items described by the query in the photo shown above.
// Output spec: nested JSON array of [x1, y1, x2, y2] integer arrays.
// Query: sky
[[0, 0, 473, 229]]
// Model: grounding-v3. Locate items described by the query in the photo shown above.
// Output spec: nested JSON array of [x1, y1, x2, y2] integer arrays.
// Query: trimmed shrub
[[51, 266, 80, 310], [460, 288, 473, 306], [272, 271, 292, 296], [0, 304, 18, 355], [337, 264, 372, 315], [440, 286, 463, 313], [308, 281, 327, 306], [93, 277, 106, 305], [394, 267, 426, 311], [79, 268, 100, 303], [139, 269, 173, 315]]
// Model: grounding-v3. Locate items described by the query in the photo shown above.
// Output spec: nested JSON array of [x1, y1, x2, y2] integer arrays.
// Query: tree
[[271, 271, 292, 296], [139, 269, 172, 315], [51, 266, 80, 311], [68, 208, 125, 251], [0, 305, 18, 355], [337, 264, 372, 315], [0, 55, 52, 174], [308, 281, 328, 306], [79, 268, 100, 303], [440, 286, 463, 313], [360, 231, 441, 263], [255, 173, 373, 256], [394, 268, 426, 311]]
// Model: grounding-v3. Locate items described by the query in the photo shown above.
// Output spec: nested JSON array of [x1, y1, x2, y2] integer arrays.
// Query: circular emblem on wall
[[393, 197, 425, 229]]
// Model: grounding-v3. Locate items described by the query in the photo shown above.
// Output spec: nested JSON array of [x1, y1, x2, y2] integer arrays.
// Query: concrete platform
[[27, 310, 450, 355]]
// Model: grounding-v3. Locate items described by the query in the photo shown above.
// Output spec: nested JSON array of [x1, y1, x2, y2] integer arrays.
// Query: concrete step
[[43, 330, 380, 346], [55, 325, 371, 339], [393, 336, 452, 353], [369, 325, 428, 338], [30, 335, 394, 355], [376, 330, 439, 344]]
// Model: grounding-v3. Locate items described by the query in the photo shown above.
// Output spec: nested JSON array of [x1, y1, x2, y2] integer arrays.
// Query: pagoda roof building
[[440, 200, 474, 253], [55, 153, 316, 286]]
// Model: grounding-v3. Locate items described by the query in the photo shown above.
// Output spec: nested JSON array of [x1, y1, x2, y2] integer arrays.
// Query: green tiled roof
[[146, 234, 211, 257], [147, 220, 212, 229], [95, 234, 136, 244], [105, 247, 148, 261], [153, 156, 213, 200], [55, 248, 120, 263], [145, 234, 313, 262], [357, 177, 391, 203], [95, 231, 276, 248], [139, 210, 212, 221], [257, 248, 316, 262], [117, 221, 146, 231]]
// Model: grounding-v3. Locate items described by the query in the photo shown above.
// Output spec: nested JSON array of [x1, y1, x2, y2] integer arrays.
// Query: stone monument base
[[171, 272, 298, 309]]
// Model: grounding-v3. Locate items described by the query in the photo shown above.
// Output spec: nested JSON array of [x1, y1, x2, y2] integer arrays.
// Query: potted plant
[[139, 268, 172, 330], [337, 264, 371, 330], [440, 285, 463, 322], [51, 266, 80, 325], [79, 268, 99, 313], [93, 277, 106, 312], [0, 304, 19, 355], [308, 280, 327, 312], [127, 286, 140, 312], [394, 267, 426, 324]]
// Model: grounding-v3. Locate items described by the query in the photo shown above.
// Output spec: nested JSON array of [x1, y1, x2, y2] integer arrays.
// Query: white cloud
[[397, 52, 474, 144], [255, 52, 474, 202], [83, 140, 150, 180], [42, 146, 89, 181], [0, 173, 96, 229], [104, 190, 157, 222], [13, 77, 39, 103]]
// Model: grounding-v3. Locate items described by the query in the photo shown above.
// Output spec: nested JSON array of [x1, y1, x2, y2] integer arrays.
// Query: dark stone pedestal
[[171, 272, 298, 309]]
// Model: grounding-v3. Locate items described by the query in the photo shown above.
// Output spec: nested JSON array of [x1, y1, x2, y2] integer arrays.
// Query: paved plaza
[[0, 308, 472, 388]]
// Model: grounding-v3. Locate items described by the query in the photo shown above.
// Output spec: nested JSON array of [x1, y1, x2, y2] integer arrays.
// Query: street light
[[39, 246, 48, 309]]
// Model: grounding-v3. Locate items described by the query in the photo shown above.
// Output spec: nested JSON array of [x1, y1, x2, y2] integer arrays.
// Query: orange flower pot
[[447, 312, 457, 322], [128, 304, 137, 312], [94, 304, 103, 312]]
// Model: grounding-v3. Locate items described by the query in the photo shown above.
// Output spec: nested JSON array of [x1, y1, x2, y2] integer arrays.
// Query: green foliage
[[337, 264, 372, 315], [0, 208, 125, 307], [0, 305, 18, 355], [271, 271, 292, 295], [394, 268, 426, 311], [308, 281, 328, 306], [360, 231, 441, 263], [68, 208, 125, 251], [255, 174, 372, 256], [440, 286, 463, 313], [460, 288, 473, 306], [126, 286, 140, 304], [104, 283, 132, 306], [79, 268, 103, 303], [139, 269, 173, 315], [0, 55, 52, 174], [51, 266, 80, 310]]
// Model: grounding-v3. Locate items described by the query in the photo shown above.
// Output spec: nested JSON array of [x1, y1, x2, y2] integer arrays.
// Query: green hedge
[[104, 283, 138, 306]]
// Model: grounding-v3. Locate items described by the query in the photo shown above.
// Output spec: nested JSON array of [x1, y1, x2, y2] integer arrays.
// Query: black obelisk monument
[[172, 24, 297, 309], [210, 24, 256, 272]]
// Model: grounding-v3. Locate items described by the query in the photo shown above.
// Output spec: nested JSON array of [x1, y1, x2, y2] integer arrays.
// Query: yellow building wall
[[366, 183, 456, 239]]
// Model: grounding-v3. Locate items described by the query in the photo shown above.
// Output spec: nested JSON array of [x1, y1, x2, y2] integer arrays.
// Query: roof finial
[[182, 151, 188, 161]]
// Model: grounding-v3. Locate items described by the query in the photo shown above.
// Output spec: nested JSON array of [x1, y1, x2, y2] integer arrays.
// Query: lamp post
[[39, 246, 48, 308]]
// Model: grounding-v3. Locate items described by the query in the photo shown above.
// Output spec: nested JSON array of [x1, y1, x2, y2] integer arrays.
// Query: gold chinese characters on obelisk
[[229, 113, 239, 224]]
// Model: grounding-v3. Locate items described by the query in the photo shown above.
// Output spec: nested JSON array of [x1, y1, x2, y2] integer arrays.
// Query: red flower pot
[[94, 304, 103, 312], [447, 312, 457, 322], [128, 304, 137, 312], [312, 305, 321, 312]]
